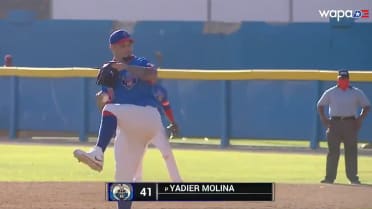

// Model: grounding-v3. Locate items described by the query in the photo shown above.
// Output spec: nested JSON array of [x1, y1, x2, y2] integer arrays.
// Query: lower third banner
[[106, 182, 274, 201]]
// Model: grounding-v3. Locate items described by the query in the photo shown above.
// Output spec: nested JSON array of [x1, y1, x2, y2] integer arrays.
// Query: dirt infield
[[0, 183, 371, 209]]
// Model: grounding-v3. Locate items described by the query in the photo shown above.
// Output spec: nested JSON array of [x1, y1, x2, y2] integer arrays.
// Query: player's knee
[[102, 103, 110, 112], [102, 110, 115, 117], [162, 154, 170, 160], [102, 105, 115, 116]]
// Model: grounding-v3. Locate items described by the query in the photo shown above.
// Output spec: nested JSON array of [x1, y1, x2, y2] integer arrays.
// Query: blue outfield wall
[[0, 77, 11, 130], [0, 77, 372, 148], [16, 78, 85, 132], [0, 19, 372, 69], [0, 20, 114, 68], [132, 21, 372, 70], [1, 19, 372, 147]]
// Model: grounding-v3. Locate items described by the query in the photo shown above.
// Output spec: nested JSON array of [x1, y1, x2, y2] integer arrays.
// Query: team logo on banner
[[109, 183, 133, 201]]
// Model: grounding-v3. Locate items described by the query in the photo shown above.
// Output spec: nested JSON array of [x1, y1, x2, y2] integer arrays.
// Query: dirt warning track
[[0, 182, 371, 209]]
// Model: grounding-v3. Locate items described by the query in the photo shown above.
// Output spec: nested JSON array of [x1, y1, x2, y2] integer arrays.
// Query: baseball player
[[73, 29, 164, 209], [317, 70, 370, 185], [3, 54, 13, 67], [75, 83, 182, 182]]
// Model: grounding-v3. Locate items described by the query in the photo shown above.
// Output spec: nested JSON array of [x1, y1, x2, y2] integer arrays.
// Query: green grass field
[[0, 144, 372, 184], [174, 138, 329, 147], [32, 136, 370, 148]]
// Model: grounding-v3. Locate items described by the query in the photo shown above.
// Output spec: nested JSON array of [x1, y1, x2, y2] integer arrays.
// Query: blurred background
[[0, 0, 372, 149], [1, 0, 371, 68]]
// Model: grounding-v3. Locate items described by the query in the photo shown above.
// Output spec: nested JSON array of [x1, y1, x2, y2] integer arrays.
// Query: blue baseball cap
[[109, 29, 134, 45], [338, 69, 349, 78]]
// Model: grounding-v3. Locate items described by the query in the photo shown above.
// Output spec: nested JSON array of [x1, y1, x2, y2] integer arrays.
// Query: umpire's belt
[[331, 116, 355, 120]]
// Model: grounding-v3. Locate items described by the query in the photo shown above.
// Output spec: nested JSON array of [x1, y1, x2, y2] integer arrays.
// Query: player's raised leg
[[73, 106, 118, 172]]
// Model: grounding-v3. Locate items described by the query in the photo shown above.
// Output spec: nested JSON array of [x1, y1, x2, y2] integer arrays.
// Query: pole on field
[[310, 80, 321, 149], [220, 80, 230, 148], [79, 78, 88, 142], [9, 76, 18, 139]]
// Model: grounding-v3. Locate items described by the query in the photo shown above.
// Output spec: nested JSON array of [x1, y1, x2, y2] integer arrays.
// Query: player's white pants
[[133, 130, 182, 182], [103, 104, 163, 182]]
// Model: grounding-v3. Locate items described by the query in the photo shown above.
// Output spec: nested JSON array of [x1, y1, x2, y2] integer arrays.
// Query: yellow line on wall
[[0, 67, 372, 81]]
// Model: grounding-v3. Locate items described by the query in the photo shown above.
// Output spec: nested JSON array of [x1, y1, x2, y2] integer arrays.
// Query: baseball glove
[[167, 123, 179, 139], [96, 62, 119, 88]]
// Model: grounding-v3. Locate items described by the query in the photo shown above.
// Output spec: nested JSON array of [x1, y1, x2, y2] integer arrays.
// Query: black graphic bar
[[106, 182, 274, 201]]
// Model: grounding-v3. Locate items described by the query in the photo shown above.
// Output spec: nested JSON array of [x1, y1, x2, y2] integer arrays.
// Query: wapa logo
[[318, 9, 369, 21]]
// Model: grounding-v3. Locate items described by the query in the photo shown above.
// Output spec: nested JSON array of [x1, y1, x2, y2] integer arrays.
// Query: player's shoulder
[[350, 86, 360, 91], [134, 56, 148, 62], [154, 84, 166, 92], [350, 86, 365, 94], [132, 56, 151, 65], [324, 85, 338, 93], [154, 84, 168, 94], [100, 60, 115, 68]]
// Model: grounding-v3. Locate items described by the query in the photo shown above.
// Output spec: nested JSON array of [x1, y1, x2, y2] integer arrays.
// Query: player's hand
[[107, 88, 114, 101], [167, 123, 179, 139], [355, 117, 363, 130], [96, 90, 114, 112], [321, 118, 331, 128], [96, 91, 108, 112], [110, 62, 128, 71]]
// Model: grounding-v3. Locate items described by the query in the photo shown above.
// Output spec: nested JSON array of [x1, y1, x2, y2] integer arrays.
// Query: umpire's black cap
[[338, 69, 349, 79]]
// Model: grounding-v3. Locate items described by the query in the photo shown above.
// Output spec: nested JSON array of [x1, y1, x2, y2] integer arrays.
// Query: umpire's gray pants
[[325, 118, 359, 182]]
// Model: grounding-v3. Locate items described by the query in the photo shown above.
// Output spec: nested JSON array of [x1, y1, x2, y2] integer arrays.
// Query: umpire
[[317, 70, 370, 184]]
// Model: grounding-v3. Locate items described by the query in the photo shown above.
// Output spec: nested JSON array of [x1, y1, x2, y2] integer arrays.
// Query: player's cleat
[[349, 180, 361, 185], [320, 179, 334, 184], [361, 143, 372, 149], [73, 146, 104, 172]]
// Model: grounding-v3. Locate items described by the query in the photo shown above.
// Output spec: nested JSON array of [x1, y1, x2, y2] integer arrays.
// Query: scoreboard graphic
[[106, 183, 274, 201]]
